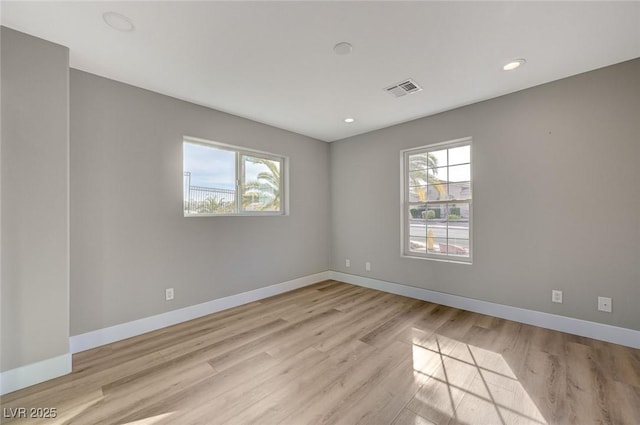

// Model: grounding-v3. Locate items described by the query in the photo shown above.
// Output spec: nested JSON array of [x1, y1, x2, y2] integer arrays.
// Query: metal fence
[[183, 172, 235, 213]]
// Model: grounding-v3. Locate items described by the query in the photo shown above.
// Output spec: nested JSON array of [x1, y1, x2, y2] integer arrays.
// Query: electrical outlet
[[165, 288, 174, 301], [598, 296, 612, 312], [345, 259, 350, 268], [365, 262, 371, 272], [552, 290, 563, 304]]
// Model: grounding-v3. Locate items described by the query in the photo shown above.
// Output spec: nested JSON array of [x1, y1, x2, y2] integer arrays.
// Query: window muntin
[[403, 138, 472, 262], [183, 138, 286, 216]]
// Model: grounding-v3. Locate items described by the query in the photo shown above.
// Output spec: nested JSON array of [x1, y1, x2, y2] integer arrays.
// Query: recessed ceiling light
[[103, 12, 135, 32], [503, 59, 526, 71], [334, 42, 353, 55], [344, 118, 355, 123]]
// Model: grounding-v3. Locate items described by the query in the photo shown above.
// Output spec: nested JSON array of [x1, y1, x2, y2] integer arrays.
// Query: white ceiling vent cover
[[385, 78, 423, 97]]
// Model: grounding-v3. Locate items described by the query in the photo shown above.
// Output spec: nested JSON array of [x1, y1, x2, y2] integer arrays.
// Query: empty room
[[1, 1, 639, 424]]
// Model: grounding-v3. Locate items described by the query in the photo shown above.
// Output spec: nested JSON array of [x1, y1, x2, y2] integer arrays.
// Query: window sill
[[184, 212, 287, 218], [401, 254, 472, 265]]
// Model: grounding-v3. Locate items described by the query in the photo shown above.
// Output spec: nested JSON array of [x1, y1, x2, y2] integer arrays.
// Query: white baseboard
[[330, 271, 640, 349], [0, 353, 71, 396], [70, 271, 331, 354], [8, 270, 635, 396]]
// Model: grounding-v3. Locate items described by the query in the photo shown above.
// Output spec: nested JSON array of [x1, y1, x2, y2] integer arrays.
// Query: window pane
[[432, 237, 449, 255], [409, 170, 430, 187], [448, 164, 470, 182], [446, 239, 470, 257], [429, 166, 448, 181], [242, 156, 281, 212], [426, 221, 447, 240], [446, 203, 469, 220], [409, 186, 428, 202], [408, 204, 427, 220], [428, 149, 448, 168], [426, 184, 446, 201], [448, 182, 471, 200], [427, 236, 445, 254], [448, 203, 469, 222], [447, 220, 469, 241], [183, 142, 237, 215], [449, 145, 470, 165], [409, 153, 432, 171], [426, 206, 445, 221], [409, 220, 426, 238], [409, 207, 430, 253], [409, 237, 427, 253]]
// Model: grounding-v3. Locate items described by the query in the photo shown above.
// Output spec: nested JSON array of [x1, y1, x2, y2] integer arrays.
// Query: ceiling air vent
[[385, 78, 423, 98]]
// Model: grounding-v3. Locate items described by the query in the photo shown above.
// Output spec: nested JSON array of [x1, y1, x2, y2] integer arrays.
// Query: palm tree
[[197, 197, 234, 214], [242, 158, 281, 211], [409, 153, 445, 201]]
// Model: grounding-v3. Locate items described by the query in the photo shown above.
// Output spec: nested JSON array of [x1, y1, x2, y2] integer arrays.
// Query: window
[[183, 137, 287, 216], [402, 138, 472, 262]]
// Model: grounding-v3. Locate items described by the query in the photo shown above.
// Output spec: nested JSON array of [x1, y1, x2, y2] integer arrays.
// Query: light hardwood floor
[[1, 281, 639, 425]]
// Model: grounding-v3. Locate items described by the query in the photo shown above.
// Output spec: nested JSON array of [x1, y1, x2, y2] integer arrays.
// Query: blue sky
[[184, 142, 235, 189], [184, 142, 275, 190]]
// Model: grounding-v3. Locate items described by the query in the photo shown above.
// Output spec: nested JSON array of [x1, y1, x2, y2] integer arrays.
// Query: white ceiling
[[2, 1, 639, 142]]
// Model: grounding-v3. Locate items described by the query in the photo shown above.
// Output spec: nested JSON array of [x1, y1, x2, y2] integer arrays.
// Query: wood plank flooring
[[1, 280, 639, 425]]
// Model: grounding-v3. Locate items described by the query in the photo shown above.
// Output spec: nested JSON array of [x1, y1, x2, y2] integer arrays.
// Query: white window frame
[[401, 137, 473, 264], [183, 136, 289, 217]]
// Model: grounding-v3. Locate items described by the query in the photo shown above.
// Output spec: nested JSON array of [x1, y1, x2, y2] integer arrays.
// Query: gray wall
[[1, 27, 70, 371], [331, 59, 640, 330], [3, 26, 637, 363], [70, 70, 330, 336]]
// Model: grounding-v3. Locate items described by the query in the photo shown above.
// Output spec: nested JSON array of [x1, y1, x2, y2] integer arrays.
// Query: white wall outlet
[[598, 296, 612, 312], [365, 261, 371, 272], [165, 288, 174, 301], [552, 290, 563, 304], [345, 258, 350, 268]]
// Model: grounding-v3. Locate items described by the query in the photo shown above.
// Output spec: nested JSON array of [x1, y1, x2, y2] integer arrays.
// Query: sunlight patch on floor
[[410, 330, 547, 425], [122, 412, 175, 424], [38, 389, 104, 425]]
